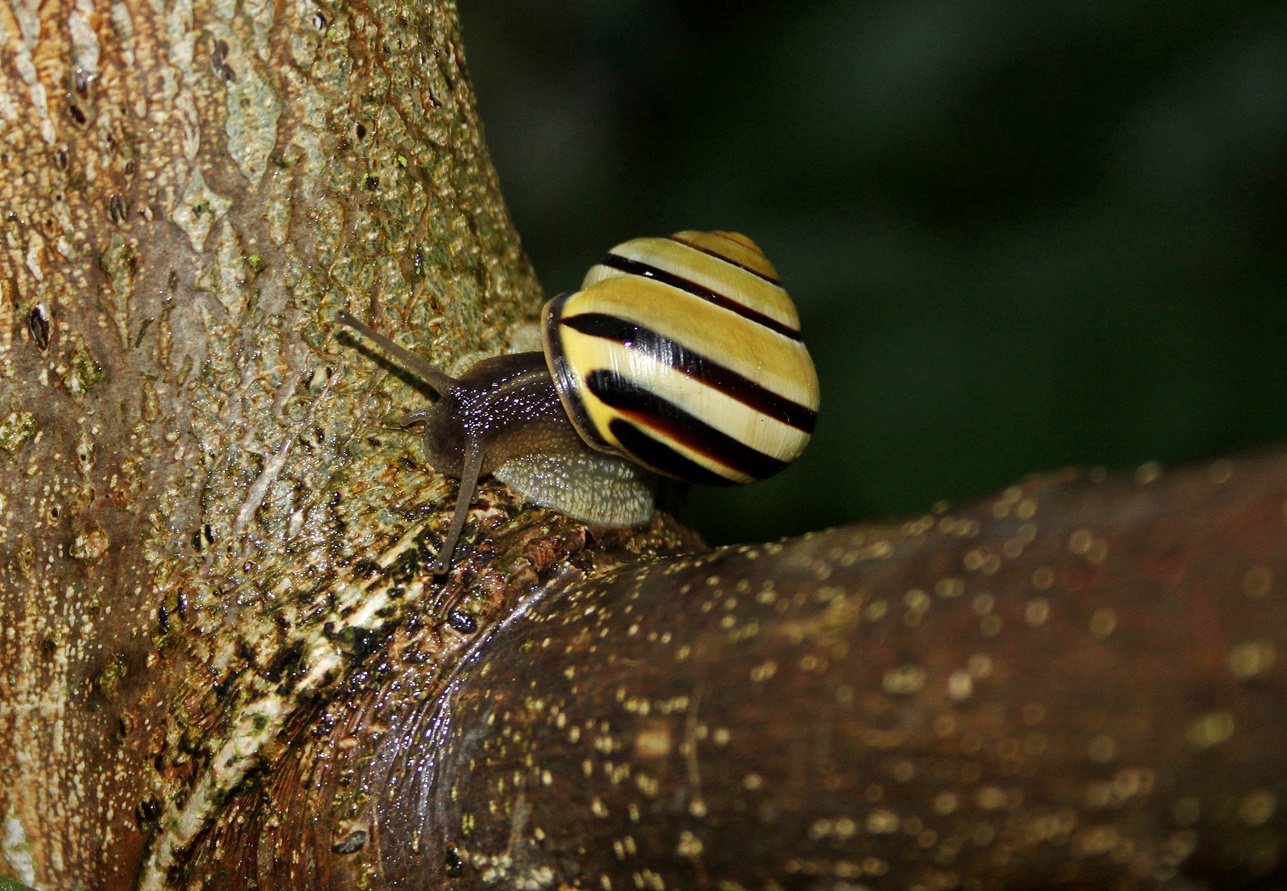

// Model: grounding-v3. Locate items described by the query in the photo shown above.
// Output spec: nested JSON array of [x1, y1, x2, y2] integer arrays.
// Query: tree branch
[[188, 451, 1287, 890]]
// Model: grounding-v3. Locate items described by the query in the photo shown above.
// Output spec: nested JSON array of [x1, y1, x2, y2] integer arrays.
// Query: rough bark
[[0, 0, 560, 887], [185, 451, 1287, 891]]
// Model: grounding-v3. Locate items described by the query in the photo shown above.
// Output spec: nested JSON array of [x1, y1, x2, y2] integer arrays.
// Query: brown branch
[[188, 451, 1287, 889]]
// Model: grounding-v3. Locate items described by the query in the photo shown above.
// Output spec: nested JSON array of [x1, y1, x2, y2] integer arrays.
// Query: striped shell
[[541, 230, 820, 486]]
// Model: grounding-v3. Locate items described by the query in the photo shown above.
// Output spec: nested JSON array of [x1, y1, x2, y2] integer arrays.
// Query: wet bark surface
[[189, 452, 1287, 890]]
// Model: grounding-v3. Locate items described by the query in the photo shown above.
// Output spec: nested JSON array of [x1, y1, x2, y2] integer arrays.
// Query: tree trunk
[[2, 3, 1286, 891], [0, 0, 554, 886]]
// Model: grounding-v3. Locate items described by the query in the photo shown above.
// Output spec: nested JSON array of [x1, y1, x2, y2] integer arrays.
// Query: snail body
[[338, 230, 818, 572]]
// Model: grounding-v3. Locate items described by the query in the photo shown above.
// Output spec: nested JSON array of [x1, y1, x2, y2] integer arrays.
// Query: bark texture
[[0, 0, 554, 887], [187, 451, 1287, 891]]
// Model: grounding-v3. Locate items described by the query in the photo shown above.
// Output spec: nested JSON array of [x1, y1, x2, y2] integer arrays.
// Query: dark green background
[[459, 1, 1287, 546]]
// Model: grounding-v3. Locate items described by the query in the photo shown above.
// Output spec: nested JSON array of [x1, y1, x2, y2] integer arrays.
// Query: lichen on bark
[[0, 0, 553, 887]]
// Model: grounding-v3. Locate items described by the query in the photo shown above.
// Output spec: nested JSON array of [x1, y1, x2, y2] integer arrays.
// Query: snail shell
[[338, 230, 818, 573], [543, 230, 819, 485]]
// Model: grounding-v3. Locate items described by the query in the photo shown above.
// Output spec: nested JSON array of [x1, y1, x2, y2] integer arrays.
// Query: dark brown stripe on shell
[[561, 313, 816, 432], [596, 253, 801, 341], [586, 370, 790, 482], [667, 232, 782, 285], [543, 292, 613, 453], [607, 419, 735, 486]]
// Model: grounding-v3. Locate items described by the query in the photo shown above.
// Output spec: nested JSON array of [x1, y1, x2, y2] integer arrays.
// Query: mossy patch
[[0, 400, 37, 453]]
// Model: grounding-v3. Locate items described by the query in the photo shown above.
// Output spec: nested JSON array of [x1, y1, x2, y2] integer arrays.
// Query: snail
[[337, 230, 819, 573]]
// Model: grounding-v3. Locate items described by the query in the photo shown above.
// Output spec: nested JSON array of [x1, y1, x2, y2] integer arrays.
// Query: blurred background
[[458, 1, 1287, 546]]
